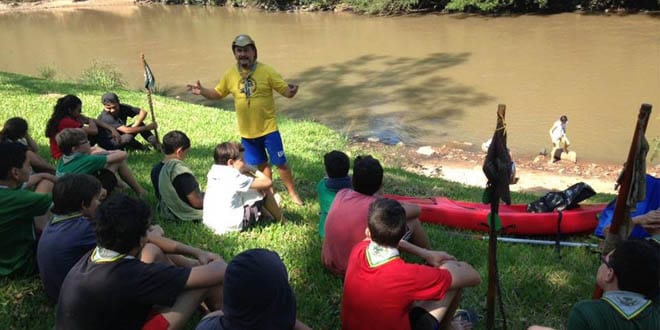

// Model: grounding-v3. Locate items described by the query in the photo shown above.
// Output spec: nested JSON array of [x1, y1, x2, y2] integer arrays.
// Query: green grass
[[0, 71, 614, 329]]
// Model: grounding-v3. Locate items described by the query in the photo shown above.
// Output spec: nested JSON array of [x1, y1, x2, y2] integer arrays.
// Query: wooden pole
[[140, 54, 161, 149], [593, 103, 652, 298], [486, 104, 507, 329]]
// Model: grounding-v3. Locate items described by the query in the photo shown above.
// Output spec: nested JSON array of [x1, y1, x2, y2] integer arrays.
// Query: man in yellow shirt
[[187, 35, 302, 206]]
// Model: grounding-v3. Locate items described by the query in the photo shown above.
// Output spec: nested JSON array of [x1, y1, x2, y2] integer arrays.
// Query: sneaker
[[453, 309, 478, 329]]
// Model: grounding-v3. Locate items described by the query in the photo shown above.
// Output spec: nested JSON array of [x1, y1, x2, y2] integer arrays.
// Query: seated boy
[[203, 141, 283, 235], [195, 248, 311, 330], [55, 128, 146, 196], [529, 239, 659, 330], [37, 174, 104, 303], [151, 130, 204, 221], [97, 92, 159, 150], [316, 150, 352, 238], [322, 155, 445, 277], [56, 194, 227, 329], [342, 198, 482, 330], [0, 142, 53, 277]]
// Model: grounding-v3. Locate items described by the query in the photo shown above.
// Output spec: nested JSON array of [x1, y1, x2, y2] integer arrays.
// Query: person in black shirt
[[56, 194, 226, 330], [97, 92, 158, 151]]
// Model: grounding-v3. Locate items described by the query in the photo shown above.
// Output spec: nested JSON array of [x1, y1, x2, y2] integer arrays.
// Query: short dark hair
[[368, 198, 406, 247], [0, 142, 27, 180], [55, 128, 87, 155], [95, 194, 151, 254], [352, 155, 383, 196], [162, 130, 191, 155], [1, 117, 28, 141], [214, 142, 244, 165], [52, 174, 102, 215], [560, 115, 568, 123], [324, 150, 349, 179], [610, 239, 659, 298], [101, 92, 120, 105]]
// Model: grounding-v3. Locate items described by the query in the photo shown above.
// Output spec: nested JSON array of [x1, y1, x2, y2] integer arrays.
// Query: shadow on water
[[285, 52, 494, 144], [168, 52, 494, 146]]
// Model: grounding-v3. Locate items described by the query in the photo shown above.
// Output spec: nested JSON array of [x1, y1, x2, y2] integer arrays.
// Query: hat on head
[[101, 92, 119, 105], [232, 34, 256, 48]]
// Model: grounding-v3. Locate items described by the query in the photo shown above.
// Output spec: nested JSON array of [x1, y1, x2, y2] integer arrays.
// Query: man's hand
[[196, 251, 223, 265], [287, 83, 299, 98], [633, 210, 660, 235], [147, 225, 165, 239], [109, 128, 120, 143], [422, 250, 457, 267], [146, 122, 158, 131], [186, 80, 203, 95]]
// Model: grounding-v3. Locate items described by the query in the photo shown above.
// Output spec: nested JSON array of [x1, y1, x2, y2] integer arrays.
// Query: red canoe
[[386, 195, 605, 236]]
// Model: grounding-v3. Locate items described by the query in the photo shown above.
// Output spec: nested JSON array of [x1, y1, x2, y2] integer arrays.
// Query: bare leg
[[27, 151, 55, 175], [262, 190, 284, 222], [140, 245, 223, 312], [276, 163, 303, 206], [414, 289, 463, 330], [157, 288, 210, 330], [406, 218, 431, 250], [257, 162, 276, 195], [107, 161, 146, 197]]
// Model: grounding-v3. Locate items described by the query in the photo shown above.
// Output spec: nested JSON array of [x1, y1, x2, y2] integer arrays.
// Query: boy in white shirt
[[203, 142, 283, 235]]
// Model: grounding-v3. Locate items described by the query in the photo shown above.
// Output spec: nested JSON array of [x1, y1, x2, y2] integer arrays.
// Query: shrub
[[37, 65, 56, 80], [78, 60, 126, 90]]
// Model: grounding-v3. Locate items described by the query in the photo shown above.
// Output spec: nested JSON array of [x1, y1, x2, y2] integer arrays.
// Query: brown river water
[[1, 5, 658, 164]]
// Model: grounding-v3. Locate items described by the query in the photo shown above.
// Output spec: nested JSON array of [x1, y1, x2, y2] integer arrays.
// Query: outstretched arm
[[282, 83, 299, 98], [187, 80, 223, 100]]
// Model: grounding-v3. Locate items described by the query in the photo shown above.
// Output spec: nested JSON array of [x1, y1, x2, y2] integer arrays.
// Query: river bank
[[349, 137, 658, 196]]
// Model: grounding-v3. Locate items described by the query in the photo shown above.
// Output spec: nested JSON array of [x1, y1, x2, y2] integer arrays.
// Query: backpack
[[526, 182, 596, 213]]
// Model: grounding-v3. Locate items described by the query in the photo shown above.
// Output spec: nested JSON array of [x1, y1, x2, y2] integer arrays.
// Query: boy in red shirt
[[342, 198, 482, 330]]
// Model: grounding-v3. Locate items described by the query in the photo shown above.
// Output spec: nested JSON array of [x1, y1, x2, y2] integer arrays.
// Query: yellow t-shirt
[[215, 63, 289, 138]]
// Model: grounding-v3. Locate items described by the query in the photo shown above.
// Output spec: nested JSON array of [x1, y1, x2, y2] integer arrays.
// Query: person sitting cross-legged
[[37, 173, 105, 304], [151, 130, 204, 221], [316, 150, 352, 238], [0, 142, 53, 277], [342, 198, 482, 330], [56, 194, 227, 330], [97, 92, 159, 151], [55, 128, 146, 196], [203, 141, 283, 235], [322, 155, 444, 277]]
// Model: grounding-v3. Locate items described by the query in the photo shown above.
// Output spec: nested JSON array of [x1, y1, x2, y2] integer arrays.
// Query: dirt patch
[[0, 0, 137, 13], [348, 138, 659, 196]]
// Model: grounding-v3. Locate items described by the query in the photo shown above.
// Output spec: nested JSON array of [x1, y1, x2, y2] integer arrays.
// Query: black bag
[[526, 182, 596, 213]]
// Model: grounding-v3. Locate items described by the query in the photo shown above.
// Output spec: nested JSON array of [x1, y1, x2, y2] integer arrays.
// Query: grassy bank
[[0, 71, 613, 329]]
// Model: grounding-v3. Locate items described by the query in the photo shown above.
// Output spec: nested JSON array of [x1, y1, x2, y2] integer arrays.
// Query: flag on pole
[[144, 59, 155, 91]]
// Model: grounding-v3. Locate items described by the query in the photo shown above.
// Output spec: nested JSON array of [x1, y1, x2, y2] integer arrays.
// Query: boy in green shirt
[[55, 128, 146, 196], [0, 142, 52, 277]]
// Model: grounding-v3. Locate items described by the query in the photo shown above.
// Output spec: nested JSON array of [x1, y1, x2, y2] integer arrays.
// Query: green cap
[[232, 35, 256, 48]]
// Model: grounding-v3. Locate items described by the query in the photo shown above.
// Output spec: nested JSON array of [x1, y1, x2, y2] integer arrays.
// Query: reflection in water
[[0, 6, 658, 164]]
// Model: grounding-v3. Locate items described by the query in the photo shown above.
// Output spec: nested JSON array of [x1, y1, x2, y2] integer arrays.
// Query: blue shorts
[[241, 131, 287, 166]]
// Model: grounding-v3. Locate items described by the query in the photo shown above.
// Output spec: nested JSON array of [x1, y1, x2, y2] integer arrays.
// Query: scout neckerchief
[[602, 290, 652, 320], [90, 246, 134, 263], [238, 62, 258, 107], [51, 212, 82, 225], [366, 240, 400, 268]]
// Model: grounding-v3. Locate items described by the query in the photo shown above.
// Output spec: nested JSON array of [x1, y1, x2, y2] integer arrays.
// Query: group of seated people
[[0, 92, 659, 329]]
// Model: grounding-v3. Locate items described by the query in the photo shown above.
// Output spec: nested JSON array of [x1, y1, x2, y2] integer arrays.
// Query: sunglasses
[[600, 254, 613, 269]]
